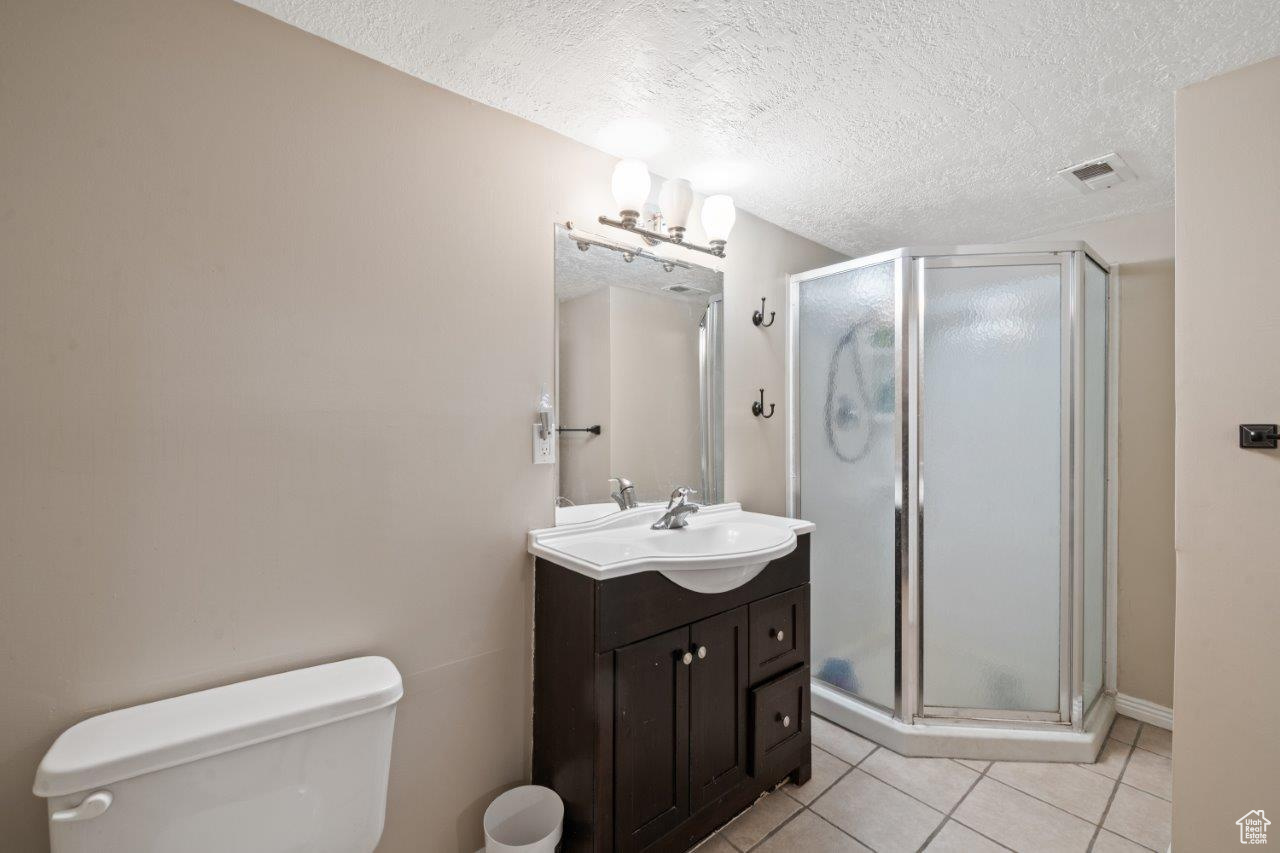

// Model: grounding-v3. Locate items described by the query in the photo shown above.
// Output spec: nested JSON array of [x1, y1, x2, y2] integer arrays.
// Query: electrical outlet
[[533, 424, 556, 464]]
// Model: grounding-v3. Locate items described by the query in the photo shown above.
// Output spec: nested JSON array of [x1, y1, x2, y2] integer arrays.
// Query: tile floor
[[690, 715, 1172, 853]]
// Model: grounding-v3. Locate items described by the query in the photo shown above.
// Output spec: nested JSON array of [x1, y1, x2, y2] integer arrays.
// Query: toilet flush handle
[[51, 790, 112, 823]]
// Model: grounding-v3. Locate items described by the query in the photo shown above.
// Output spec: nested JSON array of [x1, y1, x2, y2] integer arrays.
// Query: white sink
[[529, 503, 815, 593]]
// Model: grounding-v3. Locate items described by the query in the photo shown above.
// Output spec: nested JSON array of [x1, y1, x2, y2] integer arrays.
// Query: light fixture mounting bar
[[565, 222, 694, 272], [597, 215, 726, 258]]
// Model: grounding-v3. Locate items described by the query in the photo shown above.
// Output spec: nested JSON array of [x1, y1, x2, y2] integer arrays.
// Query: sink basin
[[529, 503, 815, 593], [647, 520, 787, 554]]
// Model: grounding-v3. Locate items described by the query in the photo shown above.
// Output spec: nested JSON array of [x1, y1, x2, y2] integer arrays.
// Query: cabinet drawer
[[748, 586, 808, 683], [749, 666, 809, 776]]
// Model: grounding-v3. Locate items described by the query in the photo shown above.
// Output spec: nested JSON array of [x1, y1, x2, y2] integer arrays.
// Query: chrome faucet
[[651, 486, 699, 530], [609, 476, 638, 510]]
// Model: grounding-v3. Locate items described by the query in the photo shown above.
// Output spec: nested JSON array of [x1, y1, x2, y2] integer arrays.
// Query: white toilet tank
[[34, 656, 402, 853]]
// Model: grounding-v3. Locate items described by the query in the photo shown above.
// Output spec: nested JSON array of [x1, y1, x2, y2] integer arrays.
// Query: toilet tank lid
[[34, 656, 403, 797]]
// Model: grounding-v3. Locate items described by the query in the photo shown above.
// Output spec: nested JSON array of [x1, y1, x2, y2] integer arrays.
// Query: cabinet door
[[689, 606, 748, 810], [614, 625, 690, 852]]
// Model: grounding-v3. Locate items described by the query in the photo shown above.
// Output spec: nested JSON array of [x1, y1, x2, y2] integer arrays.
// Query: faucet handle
[[667, 486, 697, 507], [610, 476, 639, 510]]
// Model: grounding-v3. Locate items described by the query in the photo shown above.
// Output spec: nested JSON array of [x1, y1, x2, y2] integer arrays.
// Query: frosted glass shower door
[[920, 258, 1065, 717], [797, 260, 900, 711]]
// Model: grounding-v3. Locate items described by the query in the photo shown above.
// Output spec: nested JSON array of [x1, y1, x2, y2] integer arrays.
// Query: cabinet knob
[[772, 628, 785, 642], [696, 645, 707, 660], [777, 713, 791, 728], [680, 651, 693, 666]]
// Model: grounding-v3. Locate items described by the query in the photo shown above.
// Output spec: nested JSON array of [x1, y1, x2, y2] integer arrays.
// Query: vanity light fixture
[[658, 178, 693, 240], [599, 160, 735, 258], [700, 194, 736, 247], [564, 222, 692, 273], [610, 159, 651, 225]]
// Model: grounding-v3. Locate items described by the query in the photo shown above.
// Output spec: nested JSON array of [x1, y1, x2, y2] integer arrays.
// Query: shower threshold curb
[[812, 681, 1114, 764]]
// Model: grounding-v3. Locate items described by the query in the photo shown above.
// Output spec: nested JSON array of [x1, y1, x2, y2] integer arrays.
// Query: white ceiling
[[241, 0, 1280, 257]]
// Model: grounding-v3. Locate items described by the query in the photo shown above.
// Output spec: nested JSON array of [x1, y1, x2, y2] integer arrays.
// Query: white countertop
[[530, 502, 814, 592]]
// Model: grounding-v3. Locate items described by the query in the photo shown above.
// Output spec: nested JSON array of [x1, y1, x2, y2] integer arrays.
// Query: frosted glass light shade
[[701, 195, 736, 243], [611, 159, 651, 217], [658, 178, 693, 231]]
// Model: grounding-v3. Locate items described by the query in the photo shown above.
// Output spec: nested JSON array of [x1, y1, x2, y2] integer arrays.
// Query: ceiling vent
[[1058, 153, 1135, 194], [662, 283, 709, 295]]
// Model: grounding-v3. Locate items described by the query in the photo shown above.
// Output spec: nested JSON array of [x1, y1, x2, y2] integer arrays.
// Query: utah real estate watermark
[[1238, 810, 1270, 845]]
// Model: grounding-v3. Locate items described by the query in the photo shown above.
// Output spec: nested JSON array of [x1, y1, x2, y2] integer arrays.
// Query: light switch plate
[[533, 424, 556, 464]]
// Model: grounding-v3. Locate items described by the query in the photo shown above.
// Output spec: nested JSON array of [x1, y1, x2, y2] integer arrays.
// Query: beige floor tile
[[811, 769, 945, 853], [859, 749, 979, 811], [1109, 716, 1140, 745], [753, 811, 872, 853], [952, 778, 1096, 853], [812, 716, 877, 765], [923, 820, 1007, 852], [1121, 747, 1172, 800], [690, 833, 738, 853], [721, 791, 801, 851], [783, 745, 851, 805], [954, 758, 991, 772], [1135, 725, 1172, 758], [987, 761, 1115, 822], [1081, 738, 1131, 779], [1103, 784, 1172, 851], [1091, 830, 1152, 852]]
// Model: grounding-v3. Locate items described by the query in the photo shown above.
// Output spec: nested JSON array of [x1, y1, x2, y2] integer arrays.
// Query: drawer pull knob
[[696, 645, 708, 659], [772, 628, 785, 642], [680, 651, 693, 666], [777, 713, 791, 728]]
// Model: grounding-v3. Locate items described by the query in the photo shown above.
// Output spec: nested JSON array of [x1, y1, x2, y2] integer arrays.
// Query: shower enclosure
[[787, 243, 1115, 761]]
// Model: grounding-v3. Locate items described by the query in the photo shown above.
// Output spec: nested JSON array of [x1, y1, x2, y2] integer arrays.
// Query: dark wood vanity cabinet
[[534, 535, 811, 853]]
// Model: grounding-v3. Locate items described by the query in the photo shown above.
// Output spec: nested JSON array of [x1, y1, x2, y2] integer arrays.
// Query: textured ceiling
[[240, 0, 1280, 256]]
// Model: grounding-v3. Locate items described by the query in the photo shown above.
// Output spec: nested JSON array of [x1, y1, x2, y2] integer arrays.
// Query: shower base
[[813, 681, 1114, 764]]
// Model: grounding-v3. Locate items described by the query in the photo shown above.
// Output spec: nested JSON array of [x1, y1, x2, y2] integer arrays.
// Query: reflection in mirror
[[554, 224, 723, 524]]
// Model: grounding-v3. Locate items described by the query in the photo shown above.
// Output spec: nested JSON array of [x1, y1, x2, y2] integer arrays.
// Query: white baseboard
[[1115, 692, 1173, 730]]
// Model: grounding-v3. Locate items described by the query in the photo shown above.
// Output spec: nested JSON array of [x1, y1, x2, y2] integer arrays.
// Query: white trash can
[[483, 785, 563, 853]]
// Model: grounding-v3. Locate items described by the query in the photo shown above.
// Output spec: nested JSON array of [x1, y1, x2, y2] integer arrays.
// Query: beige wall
[[0, 1, 840, 849], [557, 289, 611, 504], [1173, 55, 1280, 851], [1033, 207, 1174, 265], [1114, 259, 1176, 708], [723, 217, 844, 513], [1031, 210, 1176, 710]]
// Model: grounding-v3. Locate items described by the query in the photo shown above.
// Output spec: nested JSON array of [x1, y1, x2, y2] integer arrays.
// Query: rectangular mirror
[[554, 223, 723, 524]]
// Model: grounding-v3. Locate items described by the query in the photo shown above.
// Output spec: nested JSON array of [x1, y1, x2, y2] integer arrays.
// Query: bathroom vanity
[[540, 223, 813, 850], [530, 504, 813, 853]]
